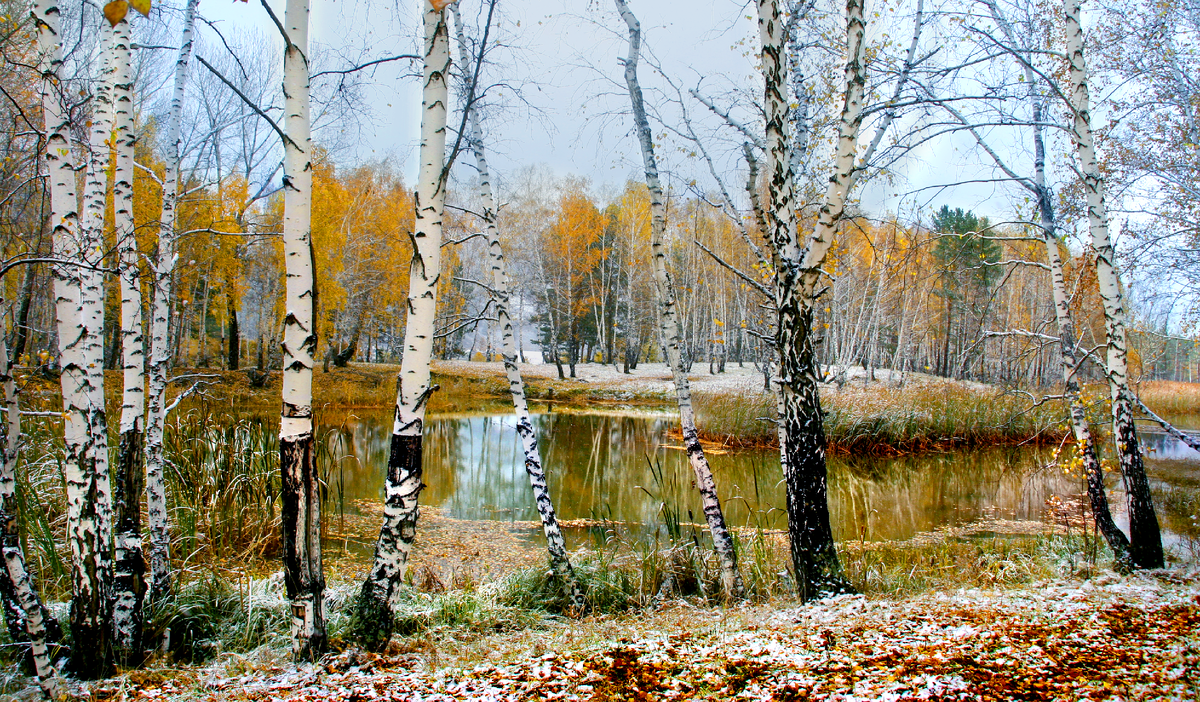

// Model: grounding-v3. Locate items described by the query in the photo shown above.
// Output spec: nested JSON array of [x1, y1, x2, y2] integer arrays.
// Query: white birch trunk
[[355, 0, 450, 651], [1064, 0, 1163, 569], [451, 3, 584, 612], [0, 335, 63, 699], [111, 16, 147, 661], [614, 0, 743, 600], [279, 0, 325, 660], [36, 0, 114, 676], [145, 0, 199, 605]]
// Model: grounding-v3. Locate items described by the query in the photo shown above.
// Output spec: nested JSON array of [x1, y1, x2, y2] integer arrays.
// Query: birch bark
[[110, 15, 147, 661], [0, 333, 62, 699], [36, 0, 115, 676], [614, 0, 743, 600], [451, 2, 584, 612], [758, 0, 865, 600], [145, 0, 200, 605], [355, 0, 450, 651], [279, 0, 325, 660], [1064, 0, 1163, 569]]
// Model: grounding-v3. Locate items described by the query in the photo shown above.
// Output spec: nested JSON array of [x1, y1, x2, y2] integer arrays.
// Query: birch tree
[[145, 0, 200, 605], [613, 0, 742, 600], [355, 0, 452, 652], [941, 0, 1131, 568], [36, 0, 114, 676], [278, 0, 326, 659], [111, 8, 147, 661], [0, 331, 62, 699], [1063, 0, 1163, 569], [451, 0, 584, 612]]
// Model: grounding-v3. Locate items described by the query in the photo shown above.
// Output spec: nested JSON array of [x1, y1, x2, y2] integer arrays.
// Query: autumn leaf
[[103, 0, 129, 26], [129, 0, 151, 17]]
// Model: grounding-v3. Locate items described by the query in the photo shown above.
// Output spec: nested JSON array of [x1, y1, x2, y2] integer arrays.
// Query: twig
[[195, 54, 294, 150], [312, 54, 420, 78]]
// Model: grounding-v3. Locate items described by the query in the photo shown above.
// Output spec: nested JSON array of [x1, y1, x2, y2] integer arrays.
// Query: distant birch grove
[[0, 0, 1194, 681]]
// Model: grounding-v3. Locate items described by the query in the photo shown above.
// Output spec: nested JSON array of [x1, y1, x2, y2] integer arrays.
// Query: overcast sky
[[190, 0, 1076, 225]]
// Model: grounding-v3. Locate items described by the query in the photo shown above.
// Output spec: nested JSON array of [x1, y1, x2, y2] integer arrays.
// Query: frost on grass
[[105, 570, 1200, 701]]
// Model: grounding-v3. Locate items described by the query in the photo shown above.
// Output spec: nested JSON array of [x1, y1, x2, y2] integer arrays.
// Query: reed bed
[[692, 380, 1070, 453], [162, 411, 283, 561], [1136, 380, 1200, 417]]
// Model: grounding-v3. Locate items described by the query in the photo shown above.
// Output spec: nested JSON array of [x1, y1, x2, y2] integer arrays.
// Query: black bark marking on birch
[[280, 432, 327, 660], [1114, 394, 1163, 569], [113, 423, 146, 665], [353, 433, 424, 651]]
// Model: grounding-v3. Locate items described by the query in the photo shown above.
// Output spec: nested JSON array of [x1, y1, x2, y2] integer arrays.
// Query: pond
[[304, 407, 1195, 545]]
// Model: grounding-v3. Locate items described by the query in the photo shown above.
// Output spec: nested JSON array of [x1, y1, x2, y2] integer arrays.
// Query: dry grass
[[692, 380, 1069, 453]]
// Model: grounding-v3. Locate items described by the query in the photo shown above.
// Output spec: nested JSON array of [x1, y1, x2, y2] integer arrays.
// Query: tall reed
[[163, 410, 281, 561]]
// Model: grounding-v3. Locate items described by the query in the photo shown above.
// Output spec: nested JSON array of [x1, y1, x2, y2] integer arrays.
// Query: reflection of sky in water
[[312, 410, 1200, 544], [1140, 429, 1200, 461]]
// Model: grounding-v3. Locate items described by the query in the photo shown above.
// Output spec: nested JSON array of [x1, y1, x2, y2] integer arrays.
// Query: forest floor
[[78, 569, 1200, 702]]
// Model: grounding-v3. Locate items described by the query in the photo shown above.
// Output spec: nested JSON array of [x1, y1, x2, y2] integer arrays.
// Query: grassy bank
[[690, 381, 1072, 454]]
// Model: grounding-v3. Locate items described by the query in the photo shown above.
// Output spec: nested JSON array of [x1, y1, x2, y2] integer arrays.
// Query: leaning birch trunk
[[451, 3, 584, 612], [354, 0, 450, 652], [279, 0, 325, 660], [145, 0, 199, 605], [36, 0, 114, 677], [111, 16, 147, 662], [613, 0, 742, 600], [1063, 0, 1163, 569], [0, 333, 63, 699], [759, 0, 864, 600]]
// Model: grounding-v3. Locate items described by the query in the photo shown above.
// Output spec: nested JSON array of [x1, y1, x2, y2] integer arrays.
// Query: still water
[[311, 407, 1136, 543]]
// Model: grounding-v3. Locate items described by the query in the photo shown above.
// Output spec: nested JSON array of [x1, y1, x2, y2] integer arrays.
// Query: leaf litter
[[88, 569, 1200, 702]]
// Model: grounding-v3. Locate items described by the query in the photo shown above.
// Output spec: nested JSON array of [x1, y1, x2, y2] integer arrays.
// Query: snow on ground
[[433, 360, 931, 398], [109, 570, 1200, 701]]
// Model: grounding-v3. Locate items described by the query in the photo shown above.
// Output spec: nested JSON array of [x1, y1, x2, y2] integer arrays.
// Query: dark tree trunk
[[1114, 397, 1164, 568], [11, 263, 36, 363], [106, 318, 121, 371], [779, 305, 851, 600], [227, 303, 239, 371], [280, 431, 326, 660], [112, 422, 145, 666], [355, 433, 422, 651]]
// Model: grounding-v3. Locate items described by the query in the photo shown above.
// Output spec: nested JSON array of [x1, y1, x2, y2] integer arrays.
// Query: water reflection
[[317, 409, 1102, 543]]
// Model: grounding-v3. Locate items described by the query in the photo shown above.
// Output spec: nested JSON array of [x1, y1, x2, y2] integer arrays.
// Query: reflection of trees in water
[[827, 446, 1078, 541], [308, 410, 1091, 542]]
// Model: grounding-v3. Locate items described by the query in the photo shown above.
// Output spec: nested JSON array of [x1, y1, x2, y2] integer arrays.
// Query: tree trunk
[[0, 335, 63, 698], [758, 0, 867, 600], [11, 243, 38, 363], [1064, 0, 1163, 569], [227, 294, 240, 372], [41, 0, 115, 676], [145, 0, 199, 605], [111, 15, 146, 664], [451, 2, 584, 612], [355, 0, 450, 652], [279, 0, 326, 661], [615, 0, 742, 600]]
